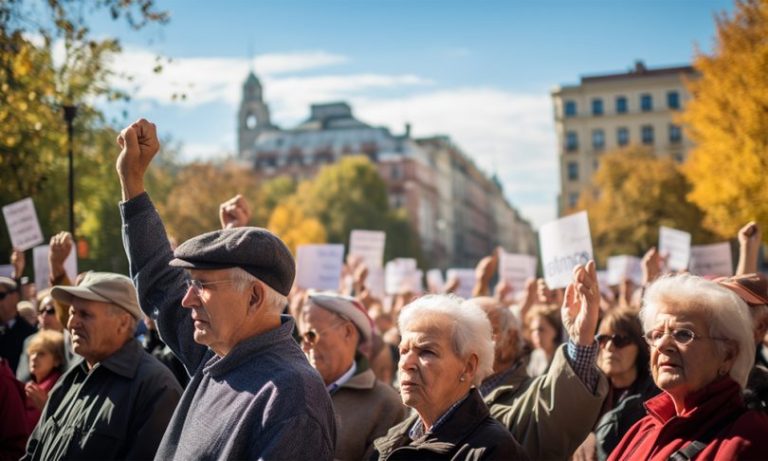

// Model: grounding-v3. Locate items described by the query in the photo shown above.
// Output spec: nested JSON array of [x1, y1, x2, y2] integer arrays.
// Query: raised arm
[[736, 221, 761, 275]]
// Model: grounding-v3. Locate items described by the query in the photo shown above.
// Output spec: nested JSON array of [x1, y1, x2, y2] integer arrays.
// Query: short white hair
[[230, 268, 288, 314], [399, 294, 494, 385], [641, 274, 755, 388]]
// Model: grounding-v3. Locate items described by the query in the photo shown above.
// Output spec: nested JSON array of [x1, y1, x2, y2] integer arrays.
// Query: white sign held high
[[2, 198, 44, 251], [349, 230, 386, 269], [499, 251, 537, 293], [385, 258, 419, 295], [689, 242, 733, 277], [659, 226, 691, 272], [606, 255, 643, 286], [538, 211, 594, 289], [446, 268, 476, 299], [295, 244, 345, 291], [33, 245, 78, 293]]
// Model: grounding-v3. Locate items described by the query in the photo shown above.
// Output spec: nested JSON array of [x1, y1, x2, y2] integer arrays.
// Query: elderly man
[[300, 292, 405, 460], [117, 118, 336, 460], [472, 264, 609, 460], [0, 276, 36, 373], [23, 272, 182, 460]]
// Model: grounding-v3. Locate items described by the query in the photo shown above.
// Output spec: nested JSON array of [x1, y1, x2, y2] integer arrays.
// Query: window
[[566, 131, 579, 152], [642, 125, 654, 145], [617, 127, 629, 146], [667, 91, 680, 109], [564, 100, 577, 117], [567, 162, 579, 181], [592, 98, 604, 116], [640, 94, 653, 112], [669, 124, 682, 143], [592, 129, 605, 150], [568, 192, 580, 208], [615, 96, 628, 114]]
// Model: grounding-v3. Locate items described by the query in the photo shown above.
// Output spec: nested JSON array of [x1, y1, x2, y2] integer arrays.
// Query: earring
[[459, 376, 466, 382]]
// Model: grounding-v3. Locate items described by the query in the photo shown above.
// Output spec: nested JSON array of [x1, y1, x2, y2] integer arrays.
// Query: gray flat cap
[[170, 227, 295, 296]]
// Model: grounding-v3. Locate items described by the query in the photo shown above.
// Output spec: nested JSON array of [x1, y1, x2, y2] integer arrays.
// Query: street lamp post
[[63, 105, 78, 239]]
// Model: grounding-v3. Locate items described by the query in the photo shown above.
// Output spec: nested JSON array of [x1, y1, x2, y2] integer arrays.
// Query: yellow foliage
[[267, 203, 327, 254]]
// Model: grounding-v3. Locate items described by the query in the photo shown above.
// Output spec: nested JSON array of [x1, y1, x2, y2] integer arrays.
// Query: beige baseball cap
[[51, 271, 142, 320]]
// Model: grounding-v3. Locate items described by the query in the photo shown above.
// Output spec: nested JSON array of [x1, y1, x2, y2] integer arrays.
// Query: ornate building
[[237, 71, 536, 268]]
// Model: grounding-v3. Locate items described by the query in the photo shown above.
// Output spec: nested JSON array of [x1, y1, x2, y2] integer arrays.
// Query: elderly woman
[[608, 274, 768, 460], [372, 294, 528, 460]]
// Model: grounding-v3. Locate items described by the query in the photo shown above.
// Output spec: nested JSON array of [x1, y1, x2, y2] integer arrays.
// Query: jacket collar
[[339, 353, 375, 390], [77, 338, 144, 379], [645, 376, 742, 423], [481, 356, 530, 401], [204, 315, 295, 377]]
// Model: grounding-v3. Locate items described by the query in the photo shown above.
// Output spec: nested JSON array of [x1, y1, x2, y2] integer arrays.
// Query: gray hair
[[473, 297, 523, 351], [641, 274, 755, 388], [107, 304, 138, 336], [399, 294, 495, 385], [230, 267, 288, 314]]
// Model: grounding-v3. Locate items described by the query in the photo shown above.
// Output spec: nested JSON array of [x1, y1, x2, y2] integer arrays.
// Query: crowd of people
[[2, 118, 768, 460]]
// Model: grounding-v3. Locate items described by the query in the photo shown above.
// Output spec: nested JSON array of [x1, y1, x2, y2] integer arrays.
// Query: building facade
[[551, 61, 697, 215], [237, 71, 536, 268]]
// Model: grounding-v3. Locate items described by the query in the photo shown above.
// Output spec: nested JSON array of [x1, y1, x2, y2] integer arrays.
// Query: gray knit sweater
[[121, 192, 336, 460]]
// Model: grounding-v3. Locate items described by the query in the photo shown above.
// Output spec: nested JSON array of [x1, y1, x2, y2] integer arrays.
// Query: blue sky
[[83, 0, 733, 228]]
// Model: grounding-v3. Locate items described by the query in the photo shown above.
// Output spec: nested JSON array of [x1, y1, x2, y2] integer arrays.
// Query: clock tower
[[238, 71, 274, 159]]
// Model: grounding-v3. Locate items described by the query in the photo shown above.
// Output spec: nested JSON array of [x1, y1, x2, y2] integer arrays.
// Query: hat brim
[[51, 285, 111, 306], [168, 258, 235, 270]]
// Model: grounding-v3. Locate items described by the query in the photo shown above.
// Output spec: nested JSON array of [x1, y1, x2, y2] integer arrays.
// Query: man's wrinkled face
[[67, 298, 128, 366], [300, 303, 355, 385]]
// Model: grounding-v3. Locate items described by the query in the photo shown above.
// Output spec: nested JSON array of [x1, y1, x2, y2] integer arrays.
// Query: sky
[[80, 0, 733, 229]]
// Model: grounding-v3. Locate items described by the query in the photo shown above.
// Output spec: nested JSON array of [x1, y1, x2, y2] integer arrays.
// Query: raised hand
[[641, 247, 663, 286], [116, 118, 160, 200], [10, 248, 24, 279], [49, 231, 74, 280], [737, 221, 762, 275], [561, 260, 600, 346], [219, 194, 251, 229]]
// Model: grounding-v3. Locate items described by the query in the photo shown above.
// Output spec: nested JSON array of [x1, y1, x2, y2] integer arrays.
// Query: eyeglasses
[[595, 333, 633, 348], [38, 307, 56, 316], [185, 279, 235, 295], [300, 321, 347, 347], [644, 328, 729, 347]]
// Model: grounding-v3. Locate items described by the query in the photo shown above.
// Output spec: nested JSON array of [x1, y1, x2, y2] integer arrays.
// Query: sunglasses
[[595, 333, 634, 348], [39, 307, 56, 316]]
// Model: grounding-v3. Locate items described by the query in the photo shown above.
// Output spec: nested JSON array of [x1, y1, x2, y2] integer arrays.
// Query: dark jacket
[[372, 388, 529, 461], [23, 339, 182, 460], [0, 314, 36, 373], [608, 377, 768, 460]]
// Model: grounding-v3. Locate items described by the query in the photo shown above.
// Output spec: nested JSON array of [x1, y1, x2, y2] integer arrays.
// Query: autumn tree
[[681, 0, 768, 240], [267, 202, 327, 253], [578, 147, 714, 265]]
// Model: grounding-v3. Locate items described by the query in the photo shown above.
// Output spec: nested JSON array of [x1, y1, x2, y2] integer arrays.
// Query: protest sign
[[0, 265, 13, 278], [446, 268, 475, 299], [295, 244, 344, 291], [365, 265, 385, 299], [499, 251, 537, 293], [33, 245, 78, 293], [606, 255, 643, 286], [426, 269, 445, 293], [2, 198, 44, 251], [349, 230, 386, 269], [538, 211, 593, 289], [689, 242, 733, 277], [385, 258, 419, 294], [659, 226, 691, 272]]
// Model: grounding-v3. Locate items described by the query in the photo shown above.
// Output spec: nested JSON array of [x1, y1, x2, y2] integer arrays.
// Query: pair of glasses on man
[[643, 328, 729, 347], [594, 334, 633, 348], [300, 320, 348, 347], [184, 279, 235, 294]]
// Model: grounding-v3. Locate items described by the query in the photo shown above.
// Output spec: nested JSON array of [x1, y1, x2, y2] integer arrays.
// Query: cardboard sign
[[446, 268, 475, 299], [689, 242, 733, 277], [606, 255, 643, 286], [2, 198, 44, 251], [499, 251, 537, 293], [426, 269, 445, 293], [385, 258, 419, 295], [659, 226, 691, 272], [365, 265, 386, 299], [33, 245, 78, 293], [538, 211, 594, 289], [349, 230, 386, 269], [295, 244, 344, 291]]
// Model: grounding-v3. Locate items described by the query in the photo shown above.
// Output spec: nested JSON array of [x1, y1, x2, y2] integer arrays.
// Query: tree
[[681, 0, 768, 240], [578, 147, 714, 265], [267, 203, 327, 254]]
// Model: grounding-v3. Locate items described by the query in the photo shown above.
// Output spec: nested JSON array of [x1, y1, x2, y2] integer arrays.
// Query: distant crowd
[[2, 118, 768, 461]]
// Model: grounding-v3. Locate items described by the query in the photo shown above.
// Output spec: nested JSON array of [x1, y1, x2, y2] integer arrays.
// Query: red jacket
[[608, 376, 768, 460]]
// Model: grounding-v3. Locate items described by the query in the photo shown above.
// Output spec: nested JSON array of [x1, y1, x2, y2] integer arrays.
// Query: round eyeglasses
[[643, 328, 729, 347]]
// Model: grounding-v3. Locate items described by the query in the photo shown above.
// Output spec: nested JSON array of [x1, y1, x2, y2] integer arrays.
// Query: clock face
[[246, 114, 258, 129]]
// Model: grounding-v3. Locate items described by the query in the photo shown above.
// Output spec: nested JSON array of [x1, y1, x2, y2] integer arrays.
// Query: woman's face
[[398, 313, 474, 422], [530, 316, 557, 353], [597, 327, 639, 382], [647, 304, 734, 404], [29, 348, 59, 383], [37, 296, 63, 331]]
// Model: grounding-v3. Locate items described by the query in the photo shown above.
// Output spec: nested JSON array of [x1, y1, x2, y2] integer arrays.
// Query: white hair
[[641, 274, 755, 388], [230, 268, 288, 314], [399, 294, 495, 385]]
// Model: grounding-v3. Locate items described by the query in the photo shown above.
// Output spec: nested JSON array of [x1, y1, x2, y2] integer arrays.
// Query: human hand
[[641, 247, 664, 285], [219, 194, 251, 229], [561, 260, 600, 346], [10, 248, 24, 279], [25, 382, 49, 411], [473, 249, 499, 296], [49, 232, 74, 279], [116, 118, 160, 200], [737, 221, 761, 275], [738, 221, 761, 247]]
